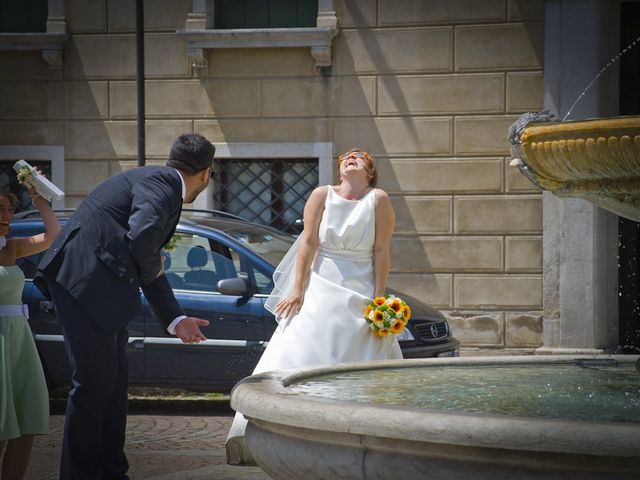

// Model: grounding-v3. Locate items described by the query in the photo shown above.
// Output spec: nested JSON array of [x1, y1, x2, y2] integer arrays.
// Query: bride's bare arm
[[372, 189, 395, 298], [274, 186, 328, 319]]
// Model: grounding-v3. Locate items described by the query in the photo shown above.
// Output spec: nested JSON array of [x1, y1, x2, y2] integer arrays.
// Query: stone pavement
[[26, 400, 271, 480]]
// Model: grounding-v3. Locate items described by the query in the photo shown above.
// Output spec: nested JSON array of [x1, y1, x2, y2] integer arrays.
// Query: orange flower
[[364, 305, 372, 318], [402, 305, 411, 321], [389, 299, 402, 313], [375, 328, 390, 337], [373, 311, 385, 326], [390, 320, 405, 334], [373, 297, 386, 307]]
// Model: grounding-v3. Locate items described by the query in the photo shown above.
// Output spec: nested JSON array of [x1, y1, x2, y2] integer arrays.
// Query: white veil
[[265, 234, 303, 326]]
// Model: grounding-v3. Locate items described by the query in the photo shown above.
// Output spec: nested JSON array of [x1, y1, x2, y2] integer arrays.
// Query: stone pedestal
[[536, 0, 620, 353], [537, 193, 618, 354]]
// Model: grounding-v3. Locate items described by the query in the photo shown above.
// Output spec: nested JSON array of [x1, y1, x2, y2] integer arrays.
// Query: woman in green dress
[[0, 187, 60, 480]]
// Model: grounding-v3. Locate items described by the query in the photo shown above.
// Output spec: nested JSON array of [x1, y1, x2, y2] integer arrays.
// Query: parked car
[[11, 209, 459, 392]]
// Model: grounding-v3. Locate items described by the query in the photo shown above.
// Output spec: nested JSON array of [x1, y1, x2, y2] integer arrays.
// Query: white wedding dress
[[225, 185, 402, 464]]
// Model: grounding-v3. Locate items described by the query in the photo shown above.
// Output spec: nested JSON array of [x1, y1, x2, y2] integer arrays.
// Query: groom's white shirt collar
[[173, 169, 186, 200]]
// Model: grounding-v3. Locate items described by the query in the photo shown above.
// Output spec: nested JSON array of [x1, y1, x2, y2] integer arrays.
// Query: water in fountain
[[563, 33, 640, 121], [288, 362, 640, 423], [616, 222, 640, 354]]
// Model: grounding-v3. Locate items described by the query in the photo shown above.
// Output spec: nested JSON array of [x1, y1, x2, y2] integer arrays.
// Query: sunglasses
[[339, 152, 370, 162]]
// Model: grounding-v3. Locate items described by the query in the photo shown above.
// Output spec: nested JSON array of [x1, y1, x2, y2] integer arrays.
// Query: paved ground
[[25, 349, 498, 479], [26, 400, 271, 480]]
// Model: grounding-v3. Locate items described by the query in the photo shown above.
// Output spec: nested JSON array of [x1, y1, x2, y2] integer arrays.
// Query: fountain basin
[[510, 115, 640, 221], [231, 355, 640, 480]]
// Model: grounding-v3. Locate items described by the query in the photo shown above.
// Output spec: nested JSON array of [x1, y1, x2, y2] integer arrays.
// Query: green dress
[[0, 265, 49, 440]]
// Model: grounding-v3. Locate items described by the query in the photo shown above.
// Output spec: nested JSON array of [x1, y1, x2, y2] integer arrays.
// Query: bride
[[225, 148, 402, 464]]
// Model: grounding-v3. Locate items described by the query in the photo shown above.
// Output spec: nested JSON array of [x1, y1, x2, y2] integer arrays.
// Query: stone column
[[537, 0, 620, 354]]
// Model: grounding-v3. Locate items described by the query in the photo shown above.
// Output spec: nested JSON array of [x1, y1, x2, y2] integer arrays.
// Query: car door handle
[[39, 301, 54, 312], [129, 338, 145, 350]]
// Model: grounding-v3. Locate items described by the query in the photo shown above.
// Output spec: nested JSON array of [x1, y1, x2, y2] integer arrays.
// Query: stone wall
[[0, 0, 546, 351]]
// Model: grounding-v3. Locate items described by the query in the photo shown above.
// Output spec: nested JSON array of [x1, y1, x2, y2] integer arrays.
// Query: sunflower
[[402, 305, 411, 321], [374, 296, 386, 307], [375, 328, 390, 337], [372, 310, 385, 327], [390, 319, 405, 334], [364, 305, 372, 318], [389, 298, 402, 313]]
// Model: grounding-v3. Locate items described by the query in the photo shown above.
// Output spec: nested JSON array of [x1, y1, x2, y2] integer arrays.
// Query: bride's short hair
[[337, 147, 377, 187]]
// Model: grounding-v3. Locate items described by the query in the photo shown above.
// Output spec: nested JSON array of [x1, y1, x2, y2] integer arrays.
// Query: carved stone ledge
[[510, 116, 640, 221], [311, 46, 332, 67], [187, 46, 208, 69], [42, 48, 63, 68], [177, 27, 338, 71], [0, 33, 67, 69]]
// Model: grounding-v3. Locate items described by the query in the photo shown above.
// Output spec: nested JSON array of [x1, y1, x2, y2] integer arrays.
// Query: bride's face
[[0, 195, 15, 237], [339, 151, 374, 180]]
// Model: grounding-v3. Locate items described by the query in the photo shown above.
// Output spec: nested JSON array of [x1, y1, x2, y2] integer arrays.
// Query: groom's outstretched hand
[[175, 317, 209, 344]]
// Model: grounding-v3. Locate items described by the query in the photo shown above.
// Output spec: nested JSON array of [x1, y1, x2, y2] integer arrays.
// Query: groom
[[37, 133, 215, 479]]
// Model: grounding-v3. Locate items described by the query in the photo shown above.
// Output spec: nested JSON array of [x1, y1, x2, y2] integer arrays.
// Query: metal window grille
[[213, 158, 318, 234]]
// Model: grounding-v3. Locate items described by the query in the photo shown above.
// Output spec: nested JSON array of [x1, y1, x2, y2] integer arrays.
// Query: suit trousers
[[48, 280, 130, 480]]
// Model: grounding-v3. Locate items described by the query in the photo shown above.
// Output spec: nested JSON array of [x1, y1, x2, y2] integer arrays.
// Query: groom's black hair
[[167, 133, 215, 174]]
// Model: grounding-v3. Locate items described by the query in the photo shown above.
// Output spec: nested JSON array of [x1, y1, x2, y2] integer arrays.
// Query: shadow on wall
[[193, 0, 440, 306], [61, 37, 123, 207], [515, 0, 544, 68], [339, 1, 440, 305]]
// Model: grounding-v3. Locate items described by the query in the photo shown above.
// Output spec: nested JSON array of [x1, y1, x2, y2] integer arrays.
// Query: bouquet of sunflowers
[[364, 294, 411, 337]]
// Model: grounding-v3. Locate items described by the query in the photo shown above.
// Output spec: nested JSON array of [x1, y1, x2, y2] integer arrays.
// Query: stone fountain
[[231, 355, 640, 480], [508, 112, 640, 222], [230, 114, 640, 479]]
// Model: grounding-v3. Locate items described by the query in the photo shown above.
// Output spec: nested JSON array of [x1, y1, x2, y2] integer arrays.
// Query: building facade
[[2, 0, 627, 354]]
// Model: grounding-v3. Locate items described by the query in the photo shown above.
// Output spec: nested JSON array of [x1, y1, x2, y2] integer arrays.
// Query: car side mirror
[[217, 275, 249, 296]]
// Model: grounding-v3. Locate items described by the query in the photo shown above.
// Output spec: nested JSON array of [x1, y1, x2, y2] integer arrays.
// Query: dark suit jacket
[[38, 166, 186, 333]]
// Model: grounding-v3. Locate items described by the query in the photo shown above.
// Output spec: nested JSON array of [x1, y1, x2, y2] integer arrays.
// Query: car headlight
[[396, 327, 415, 342]]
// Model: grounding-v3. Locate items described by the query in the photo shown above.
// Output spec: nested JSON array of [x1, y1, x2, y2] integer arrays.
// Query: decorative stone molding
[[0, 0, 68, 69], [0, 33, 67, 69], [41, 47, 64, 68], [179, 0, 338, 72], [510, 116, 640, 222]]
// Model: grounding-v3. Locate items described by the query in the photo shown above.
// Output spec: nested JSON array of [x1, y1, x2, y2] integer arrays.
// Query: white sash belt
[[0, 304, 29, 318], [317, 246, 372, 262]]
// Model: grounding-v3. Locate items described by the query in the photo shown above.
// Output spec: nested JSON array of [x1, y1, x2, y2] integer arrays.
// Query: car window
[[163, 233, 236, 293], [163, 232, 275, 295], [226, 247, 273, 294], [226, 229, 294, 266], [252, 267, 273, 294]]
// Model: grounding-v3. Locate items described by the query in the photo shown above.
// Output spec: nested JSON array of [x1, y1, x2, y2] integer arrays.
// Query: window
[[0, 160, 53, 213], [0, 0, 67, 68], [0, 145, 65, 210], [215, 0, 317, 29], [213, 158, 318, 234], [179, 0, 338, 70], [163, 234, 234, 292], [163, 232, 275, 295], [0, 0, 47, 33]]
